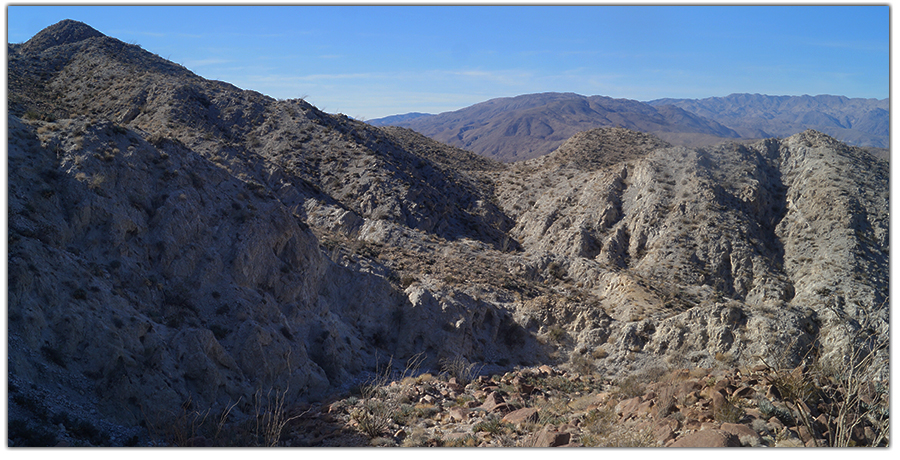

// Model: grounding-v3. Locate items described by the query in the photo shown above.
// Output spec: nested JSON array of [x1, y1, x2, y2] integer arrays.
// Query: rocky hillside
[[648, 93, 890, 149], [368, 92, 741, 162], [7, 21, 889, 447]]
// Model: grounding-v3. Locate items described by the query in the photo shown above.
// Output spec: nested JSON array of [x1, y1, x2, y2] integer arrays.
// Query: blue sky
[[6, 3, 890, 120]]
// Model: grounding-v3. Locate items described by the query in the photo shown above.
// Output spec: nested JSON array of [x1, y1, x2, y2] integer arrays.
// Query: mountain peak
[[22, 19, 105, 54]]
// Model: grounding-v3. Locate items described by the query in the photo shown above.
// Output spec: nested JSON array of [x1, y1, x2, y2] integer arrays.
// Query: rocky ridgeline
[[7, 20, 890, 446]]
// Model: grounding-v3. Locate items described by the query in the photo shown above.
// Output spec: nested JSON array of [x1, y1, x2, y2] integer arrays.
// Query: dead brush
[[143, 395, 241, 447], [596, 426, 659, 447], [760, 298, 890, 447], [581, 406, 618, 438], [813, 299, 890, 447], [352, 352, 427, 438], [253, 386, 307, 447], [439, 354, 482, 385]]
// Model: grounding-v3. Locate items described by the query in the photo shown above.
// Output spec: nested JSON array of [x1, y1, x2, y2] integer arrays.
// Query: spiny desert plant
[[351, 399, 392, 438]]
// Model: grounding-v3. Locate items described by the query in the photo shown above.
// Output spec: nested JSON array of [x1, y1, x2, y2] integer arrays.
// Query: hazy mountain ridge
[[648, 93, 889, 149], [368, 92, 741, 162], [367, 112, 433, 125], [371, 92, 889, 161], [7, 21, 889, 446]]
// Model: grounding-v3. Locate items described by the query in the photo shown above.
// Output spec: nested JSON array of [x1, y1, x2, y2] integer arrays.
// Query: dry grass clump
[[579, 407, 657, 447], [612, 374, 647, 399], [597, 428, 659, 447], [252, 387, 307, 447], [439, 354, 482, 385], [143, 386, 304, 447]]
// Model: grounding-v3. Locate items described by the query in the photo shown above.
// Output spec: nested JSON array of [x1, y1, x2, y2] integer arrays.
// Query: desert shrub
[[440, 355, 482, 385], [390, 403, 416, 425], [568, 353, 595, 375], [472, 415, 512, 435], [757, 397, 794, 426], [614, 374, 646, 399], [591, 348, 608, 359], [401, 427, 441, 447], [412, 402, 439, 419], [251, 386, 307, 447], [399, 274, 417, 288], [547, 261, 566, 279], [767, 366, 817, 406], [351, 400, 392, 438], [582, 407, 618, 436], [598, 427, 658, 447], [654, 384, 677, 419], [444, 434, 478, 447], [534, 397, 571, 426], [539, 375, 581, 394], [547, 325, 566, 343], [145, 395, 242, 447]]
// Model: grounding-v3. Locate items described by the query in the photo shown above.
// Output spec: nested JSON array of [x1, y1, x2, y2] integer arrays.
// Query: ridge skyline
[[369, 90, 889, 119], [6, 5, 889, 119]]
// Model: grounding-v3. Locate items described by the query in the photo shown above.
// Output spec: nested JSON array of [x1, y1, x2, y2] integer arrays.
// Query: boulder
[[528, 427, 571, 447], [501, 407, 539, 426], [720, 422, 761, 445], [670, 429, 741, 447]]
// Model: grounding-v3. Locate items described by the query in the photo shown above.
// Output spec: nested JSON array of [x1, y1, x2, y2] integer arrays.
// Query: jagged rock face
[[495, 128, 888, 375], [7, 20, 889, 440]]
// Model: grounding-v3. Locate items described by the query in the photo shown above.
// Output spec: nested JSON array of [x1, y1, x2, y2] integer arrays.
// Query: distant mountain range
[[648, 93, 889, 149], [369, 92, 889, 161]]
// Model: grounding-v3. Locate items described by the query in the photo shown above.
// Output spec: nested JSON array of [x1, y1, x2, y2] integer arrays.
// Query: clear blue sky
[[6, 3, 890, 120]]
